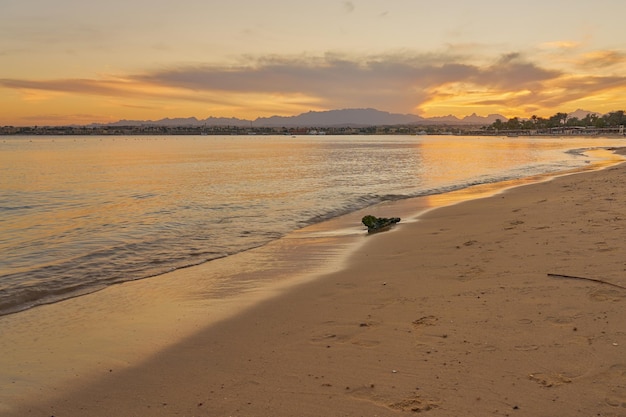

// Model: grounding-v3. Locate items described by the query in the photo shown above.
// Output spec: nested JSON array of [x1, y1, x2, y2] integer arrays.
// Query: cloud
[[577, 50, 626, 69], [134, 54, 455, 92], [0, 76, 245, 108], [126, 52, 565, 113], [470, 74, 626, 110], [0, 78, 127, 96], [122, 53, 483, 111], [473, 53, 562, 89], [539, 41, 582, 50], [342, 1, 355, 13], [1, 51, 624, 117], [16, 112, 109, 124]]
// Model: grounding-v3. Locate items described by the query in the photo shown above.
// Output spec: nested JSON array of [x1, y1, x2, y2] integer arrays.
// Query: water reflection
[[1, 135, 624, 316]]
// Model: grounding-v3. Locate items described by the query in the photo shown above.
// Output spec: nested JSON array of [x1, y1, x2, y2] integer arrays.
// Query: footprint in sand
[[514, 344, 539, 351], [310, 333, 341, 345], [605, 397, 626, 408], [479, 344, 498, 352], [589, 288, 626, 302], [350, 339, 381, 347], [310, 320, 379, 347], [545, 315, 575, 325], [349, 385, 439, 413], [504, 219, 525, 230], [603, 364, 626, 408], [412, 315, 438, 328], [389, 397, 439, 413], [528, 372, 572, 387]]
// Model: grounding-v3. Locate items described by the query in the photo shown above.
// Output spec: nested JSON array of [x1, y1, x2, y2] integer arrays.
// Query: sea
[[1, 134, 625, 317]]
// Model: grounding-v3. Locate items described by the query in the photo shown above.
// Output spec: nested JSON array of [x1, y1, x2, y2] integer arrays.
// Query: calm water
[[1, 134, 624, 315]]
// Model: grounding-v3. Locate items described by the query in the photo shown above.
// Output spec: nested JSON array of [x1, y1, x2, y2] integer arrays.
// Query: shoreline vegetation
[[1, 124, 625, 137], [484, 110, 626, 137], [2, 110, 625, 137]]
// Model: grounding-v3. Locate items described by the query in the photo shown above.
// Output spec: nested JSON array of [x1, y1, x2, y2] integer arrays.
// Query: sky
[[1, 0, 626, 126]]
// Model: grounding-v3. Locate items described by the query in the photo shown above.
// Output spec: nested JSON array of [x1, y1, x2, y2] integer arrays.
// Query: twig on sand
[[547, 273, 626, 290]]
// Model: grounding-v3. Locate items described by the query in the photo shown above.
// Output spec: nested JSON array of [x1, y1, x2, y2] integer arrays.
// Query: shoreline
[[1, 144, 621, 320], [3, 153, 626, 415]]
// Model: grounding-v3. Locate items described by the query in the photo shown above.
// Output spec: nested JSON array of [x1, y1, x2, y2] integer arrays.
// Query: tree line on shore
[[486, 110, 625, 131]]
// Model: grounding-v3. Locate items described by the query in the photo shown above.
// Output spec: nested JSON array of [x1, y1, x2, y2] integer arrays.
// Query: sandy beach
[[5, 157, 626, 416]]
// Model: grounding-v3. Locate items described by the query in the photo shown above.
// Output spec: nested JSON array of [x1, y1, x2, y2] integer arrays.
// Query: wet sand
[[5, 158, 626, 416]]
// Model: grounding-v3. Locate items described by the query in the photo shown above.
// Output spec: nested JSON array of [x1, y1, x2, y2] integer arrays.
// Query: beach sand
[[5, 159, 626, 416]]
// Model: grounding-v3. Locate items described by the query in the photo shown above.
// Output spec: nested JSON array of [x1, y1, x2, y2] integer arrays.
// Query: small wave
[[3, 136, 621, 317], [0, 205, 36, 211], [0, 281, 107, 316]]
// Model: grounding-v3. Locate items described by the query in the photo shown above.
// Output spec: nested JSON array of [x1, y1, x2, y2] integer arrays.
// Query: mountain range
[[94, 108, 602, 128], [95, 108, 508, 128]]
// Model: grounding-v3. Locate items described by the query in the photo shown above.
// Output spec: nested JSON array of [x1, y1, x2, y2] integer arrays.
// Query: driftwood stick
[[547, 273, 626, 290]]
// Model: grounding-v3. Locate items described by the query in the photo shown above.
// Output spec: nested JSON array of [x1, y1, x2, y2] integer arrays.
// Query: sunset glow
[[2, 0, 626, 126]]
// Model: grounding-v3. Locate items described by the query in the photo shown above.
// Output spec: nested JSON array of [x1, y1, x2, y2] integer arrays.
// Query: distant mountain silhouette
[[103, 116, 250, 127], [462, 113, 509, 124], [96, 108, 509, 128], [567, 109, 599, 119], [254, 108, 426, 127]]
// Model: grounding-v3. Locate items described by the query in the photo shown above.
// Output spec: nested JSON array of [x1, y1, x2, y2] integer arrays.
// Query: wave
[[1, 136, 622, 317]]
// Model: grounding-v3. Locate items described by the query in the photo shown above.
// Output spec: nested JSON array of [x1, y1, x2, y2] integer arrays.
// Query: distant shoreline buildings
[[1, 123, 624, 137], [2, 109, 624, 137], [0, 124, 459, 136]]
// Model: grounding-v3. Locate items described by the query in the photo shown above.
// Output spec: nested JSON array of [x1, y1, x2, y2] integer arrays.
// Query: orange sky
[[2, 0, 626, 126]]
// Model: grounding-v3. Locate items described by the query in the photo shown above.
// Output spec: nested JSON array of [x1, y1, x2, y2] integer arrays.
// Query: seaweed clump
[[361, 215, 401, 233]]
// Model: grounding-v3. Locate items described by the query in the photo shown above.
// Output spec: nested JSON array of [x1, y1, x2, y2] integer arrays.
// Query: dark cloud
[[472, 53, 562, 89], [129, 53, 563, 111], [136, 56, 419, 90], [131, 53, 560, 94]]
